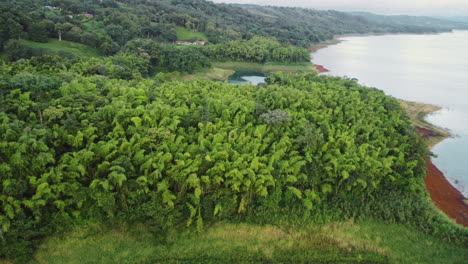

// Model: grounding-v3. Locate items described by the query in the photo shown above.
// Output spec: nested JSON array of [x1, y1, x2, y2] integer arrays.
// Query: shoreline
[[309, 39, 341, 52], [309, 40, 339, 73], [399, 100, 450, 149], [331, 31, 449, 39], [404, 101, 468, 227], [424, 158, 468, 226], [310, 40, 468, 225]]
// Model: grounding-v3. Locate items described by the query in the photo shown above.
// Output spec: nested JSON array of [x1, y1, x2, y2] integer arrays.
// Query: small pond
[[227, 70, 266, 85]]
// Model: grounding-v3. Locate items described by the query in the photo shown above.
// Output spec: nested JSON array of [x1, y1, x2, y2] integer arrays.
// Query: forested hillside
[[0, 0, 460, 56], [352, 12, 468, 31], [236, 5, 455, 44]]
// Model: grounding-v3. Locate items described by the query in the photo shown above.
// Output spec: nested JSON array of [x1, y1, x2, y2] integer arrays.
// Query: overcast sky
[[210, 0, 468, 16]]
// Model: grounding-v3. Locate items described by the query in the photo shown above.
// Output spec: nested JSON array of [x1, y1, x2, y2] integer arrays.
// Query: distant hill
[[435, 16, 468, 23], [351, 12, 468, 31], [234, 4, 447, 45]]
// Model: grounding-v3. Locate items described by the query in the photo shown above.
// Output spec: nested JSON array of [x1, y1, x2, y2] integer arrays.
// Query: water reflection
[[228, 70, 266, 86]]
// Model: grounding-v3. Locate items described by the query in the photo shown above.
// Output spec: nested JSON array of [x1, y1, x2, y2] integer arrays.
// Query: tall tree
[[55, 23, 71, 41]]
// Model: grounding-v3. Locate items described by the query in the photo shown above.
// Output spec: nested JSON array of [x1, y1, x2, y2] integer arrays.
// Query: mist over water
[[313, 31, 468, 196]]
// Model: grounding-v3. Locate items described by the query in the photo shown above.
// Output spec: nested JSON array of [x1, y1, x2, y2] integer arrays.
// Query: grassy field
[[348, 221, 468, 264], [18, 219, 466, 264], [82, 21, 106, 36], [178, 62, 316, 82], [180, 67, 235, 81], [175, 26, 208, 41], [18, 39, 102, 59], [214, 61, 317, 74]]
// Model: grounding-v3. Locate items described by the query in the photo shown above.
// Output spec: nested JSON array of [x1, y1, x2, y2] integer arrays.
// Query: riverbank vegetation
[[399, 100, 468, 227]]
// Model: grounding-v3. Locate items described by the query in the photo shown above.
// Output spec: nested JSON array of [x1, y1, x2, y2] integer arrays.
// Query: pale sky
[[210, 0, 468, 16]]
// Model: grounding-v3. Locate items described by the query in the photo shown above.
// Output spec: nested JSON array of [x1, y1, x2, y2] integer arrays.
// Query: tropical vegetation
[[2, 0, 466, 56], [1, 54, 466, 261], [1, 0, 467, 263]]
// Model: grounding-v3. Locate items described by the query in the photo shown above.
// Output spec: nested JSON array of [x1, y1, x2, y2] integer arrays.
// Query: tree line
[[201, 37, 311, 63]]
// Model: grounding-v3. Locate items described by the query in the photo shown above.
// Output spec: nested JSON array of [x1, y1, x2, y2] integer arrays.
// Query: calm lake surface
[[313, 31, 468, 196], [228, 70, 266, 85]]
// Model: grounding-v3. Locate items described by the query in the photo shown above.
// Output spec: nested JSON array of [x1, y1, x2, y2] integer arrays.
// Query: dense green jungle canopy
[[1, 0, 468, 262], [1, 55, 467, 261]]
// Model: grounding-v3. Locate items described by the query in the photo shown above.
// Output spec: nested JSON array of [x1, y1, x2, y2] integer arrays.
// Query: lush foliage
[[3, 55, 466, 261], [1, 1, 467, 262], [202, 37, 311, 63], [0, 0, 461, 55], [122, 39, 212, 74]]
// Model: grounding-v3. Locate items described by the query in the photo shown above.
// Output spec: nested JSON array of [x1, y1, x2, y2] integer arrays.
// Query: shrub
[[260, 110, 292, 126]]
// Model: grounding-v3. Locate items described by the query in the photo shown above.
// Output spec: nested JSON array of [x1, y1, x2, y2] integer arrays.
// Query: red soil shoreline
[[417, 127, 468, 227], [315, 65, 330, 73], [416, 127, 439, 138], [310, 44, 331, 74], [311, 42, 468, 226]]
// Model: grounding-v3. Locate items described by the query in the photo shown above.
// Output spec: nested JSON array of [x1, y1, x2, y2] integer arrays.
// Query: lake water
[[313, 31, 468, 196], [228, 70, 266, 85]]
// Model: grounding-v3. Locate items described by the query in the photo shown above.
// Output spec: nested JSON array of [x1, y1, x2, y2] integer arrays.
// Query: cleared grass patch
[[181, 67, 235, 81], [214, 61, 317, 74], [175, 26, 208, 41], [28, 219, 468, 264], [32, 223, 158, 264], [18, 39, 102, 59], [347, 220, 468, 264], [82, 21, 107, 36], [179, 61, 316, 82], [29, 219, 468, 264]]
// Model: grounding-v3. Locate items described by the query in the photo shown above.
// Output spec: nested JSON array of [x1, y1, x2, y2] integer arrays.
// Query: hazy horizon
[[211, 0, 468, 16]]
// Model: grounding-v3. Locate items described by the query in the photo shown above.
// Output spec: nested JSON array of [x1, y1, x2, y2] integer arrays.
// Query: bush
[[260, 110, 292, 126]]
